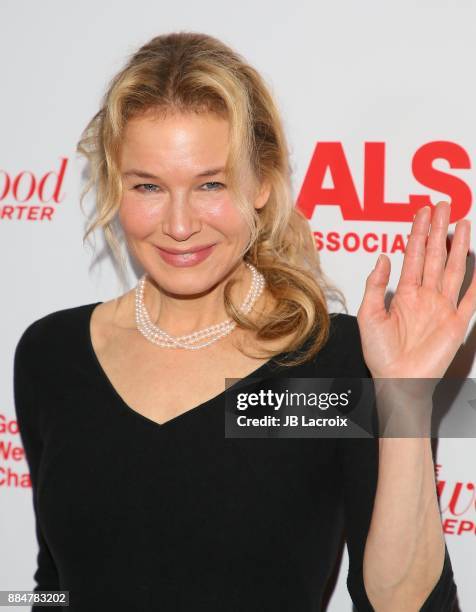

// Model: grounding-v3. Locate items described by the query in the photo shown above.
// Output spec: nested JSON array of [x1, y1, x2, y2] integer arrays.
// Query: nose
[[161, 192, 202, 242]]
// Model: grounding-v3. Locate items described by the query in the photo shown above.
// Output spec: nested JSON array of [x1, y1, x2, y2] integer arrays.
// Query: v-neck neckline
[[84, 301, 289, 430]]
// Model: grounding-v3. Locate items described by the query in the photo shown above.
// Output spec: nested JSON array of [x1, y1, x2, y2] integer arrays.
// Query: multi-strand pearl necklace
[[135, 262, 266, 350]]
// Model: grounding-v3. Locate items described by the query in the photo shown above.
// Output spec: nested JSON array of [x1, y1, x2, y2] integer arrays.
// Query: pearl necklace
[[135, 262, 266, 350]]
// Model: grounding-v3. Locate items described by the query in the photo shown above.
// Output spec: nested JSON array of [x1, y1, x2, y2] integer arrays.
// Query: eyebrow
[[122, 167, 225, 179]]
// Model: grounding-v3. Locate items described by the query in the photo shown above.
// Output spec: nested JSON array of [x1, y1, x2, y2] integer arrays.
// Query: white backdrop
[[1, 1, 475, 610]]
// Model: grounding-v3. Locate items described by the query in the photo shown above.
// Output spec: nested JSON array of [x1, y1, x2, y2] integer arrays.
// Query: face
[[119, 110, 270, 297]]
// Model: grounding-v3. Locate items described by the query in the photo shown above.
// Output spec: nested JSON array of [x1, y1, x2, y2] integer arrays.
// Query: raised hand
[[357, 201, 476, 380]]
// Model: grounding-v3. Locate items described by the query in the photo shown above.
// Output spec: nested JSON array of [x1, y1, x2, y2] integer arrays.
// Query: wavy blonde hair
[[77, 31, 347, 367]]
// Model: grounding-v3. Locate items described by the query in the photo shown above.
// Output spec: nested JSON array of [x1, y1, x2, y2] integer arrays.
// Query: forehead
[[120, 110, 230, 171]]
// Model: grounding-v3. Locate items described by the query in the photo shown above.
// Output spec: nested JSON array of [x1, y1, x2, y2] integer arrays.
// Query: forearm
[[363, 388, 445, 610]]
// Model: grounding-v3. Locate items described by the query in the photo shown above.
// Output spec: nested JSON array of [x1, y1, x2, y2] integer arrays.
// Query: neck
[[143, 260, 253, 336]]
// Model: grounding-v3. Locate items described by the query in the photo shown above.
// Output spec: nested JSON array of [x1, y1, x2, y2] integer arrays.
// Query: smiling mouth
[[155, 243, 217, 267], [156, 243, 216, 255]]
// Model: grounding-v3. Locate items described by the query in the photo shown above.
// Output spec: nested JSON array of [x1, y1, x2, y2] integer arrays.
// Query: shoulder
[[328, 311, 359, 335], [16, 302, 98, 345], [315, 312, 371, 377], [326, 311, 361, 348], [14, 302, 99, 372]]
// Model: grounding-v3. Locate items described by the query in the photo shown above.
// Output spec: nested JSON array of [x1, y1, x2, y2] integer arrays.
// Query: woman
[[14, 31, 473, 611]]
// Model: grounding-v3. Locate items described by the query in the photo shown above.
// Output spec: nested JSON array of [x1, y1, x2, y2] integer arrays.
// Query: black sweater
[[13, 302, 457, 611]]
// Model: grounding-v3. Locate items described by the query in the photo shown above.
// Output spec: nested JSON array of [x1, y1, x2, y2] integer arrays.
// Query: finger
[[455, 221, 476, 327], [396, 205, 431, 290], [442, 219, 471, 308], [422, 201, 451, 292], [359, 254, 391, 318], [456, 262, 476, 330]]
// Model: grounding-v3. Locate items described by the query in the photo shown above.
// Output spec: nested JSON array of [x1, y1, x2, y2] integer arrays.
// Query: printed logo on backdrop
[[0, 413, 30, 487], [0, 158, 68, 221], [297, 141, 472, 253], [437, 464, 476, 537]]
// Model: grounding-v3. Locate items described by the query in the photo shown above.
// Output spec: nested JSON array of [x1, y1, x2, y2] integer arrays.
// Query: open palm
[[357, 201, 476, 380]]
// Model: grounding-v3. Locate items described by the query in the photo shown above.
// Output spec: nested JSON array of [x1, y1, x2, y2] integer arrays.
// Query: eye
[[201, 181, 225, 191], [132, 182, 225, 193], [134, 184, 160, 193]]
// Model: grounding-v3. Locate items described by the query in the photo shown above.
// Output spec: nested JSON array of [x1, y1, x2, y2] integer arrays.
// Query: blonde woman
[[14, 32, 473, 611]]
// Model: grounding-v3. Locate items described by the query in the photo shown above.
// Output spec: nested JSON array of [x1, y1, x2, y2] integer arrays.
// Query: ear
[[254, 179, 272, 210]]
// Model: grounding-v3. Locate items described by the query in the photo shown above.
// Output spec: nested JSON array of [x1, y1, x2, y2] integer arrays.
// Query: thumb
[[360, 254, 391, 318]]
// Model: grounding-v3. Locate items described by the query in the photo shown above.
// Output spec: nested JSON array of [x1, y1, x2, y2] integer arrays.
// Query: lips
[[155, 243, 217, 267], [158, 243, 216, 255]]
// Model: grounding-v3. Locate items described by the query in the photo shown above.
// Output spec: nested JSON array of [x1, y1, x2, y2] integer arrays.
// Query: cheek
[[202, 197, 250, 235], [118, 194, 161, 236]]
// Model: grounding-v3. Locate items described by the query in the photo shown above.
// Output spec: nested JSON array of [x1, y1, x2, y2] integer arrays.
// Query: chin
[[151, 269, 224, 296]]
